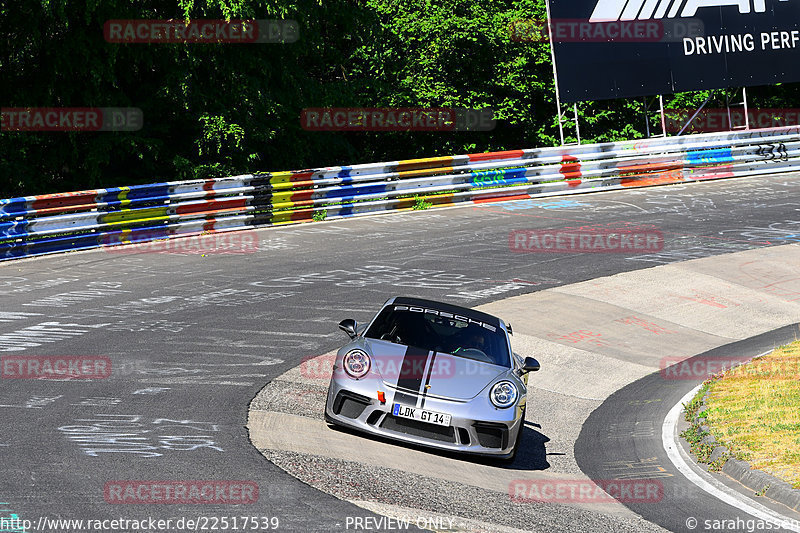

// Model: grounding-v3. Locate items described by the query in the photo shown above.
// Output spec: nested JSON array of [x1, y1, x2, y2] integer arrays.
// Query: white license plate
[[392, 403, 452, 427]]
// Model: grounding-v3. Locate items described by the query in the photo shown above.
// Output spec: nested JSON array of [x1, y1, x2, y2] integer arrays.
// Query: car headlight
[[490, 381, 518, 408], [343, 349, 371, 379]]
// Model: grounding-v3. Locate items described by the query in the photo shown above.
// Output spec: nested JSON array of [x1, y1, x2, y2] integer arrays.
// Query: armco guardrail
[[2, 125, 799, 261]]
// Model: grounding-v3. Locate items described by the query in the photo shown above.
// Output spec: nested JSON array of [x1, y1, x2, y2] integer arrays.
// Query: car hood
[[362, 339, 509, 401]]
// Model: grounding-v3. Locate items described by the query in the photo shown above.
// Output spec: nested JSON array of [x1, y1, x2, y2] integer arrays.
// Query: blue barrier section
[[687, 148, 734, 165]]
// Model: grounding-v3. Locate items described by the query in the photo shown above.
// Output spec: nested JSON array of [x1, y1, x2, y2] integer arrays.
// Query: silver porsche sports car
[[324, 296, 539, 460]]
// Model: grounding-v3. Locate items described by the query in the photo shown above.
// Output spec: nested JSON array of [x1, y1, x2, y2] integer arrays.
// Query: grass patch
[[680, 381, 717, 466], [683, 381, 711, 422], [411, 195, 433, 210], [703, 341, 800, 488]]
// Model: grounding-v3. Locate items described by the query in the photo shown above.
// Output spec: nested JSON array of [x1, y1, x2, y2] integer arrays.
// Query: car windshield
[[365, 305, 510, 367]]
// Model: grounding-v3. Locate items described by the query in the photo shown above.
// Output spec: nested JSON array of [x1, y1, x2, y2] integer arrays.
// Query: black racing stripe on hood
[[396, 345, 429, 395], [392, 390, 418, 406], [419, 351, 437, 409]]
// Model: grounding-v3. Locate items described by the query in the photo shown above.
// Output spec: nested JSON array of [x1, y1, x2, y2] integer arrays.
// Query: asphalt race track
[[2, 173, 800, 532]]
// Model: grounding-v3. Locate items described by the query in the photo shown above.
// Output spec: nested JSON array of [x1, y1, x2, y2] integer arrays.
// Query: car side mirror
[[521, 357, 540, 374], [339, 319, 358, 339], [507, 324, 513, 336]]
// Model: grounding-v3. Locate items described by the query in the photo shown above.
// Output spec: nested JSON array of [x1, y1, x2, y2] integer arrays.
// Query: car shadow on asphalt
[[469, 423, 551, 471], [505, 422, 552, 471]]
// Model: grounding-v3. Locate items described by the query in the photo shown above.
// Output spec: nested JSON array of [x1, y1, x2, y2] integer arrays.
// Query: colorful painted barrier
[[1, 125, 799, 261]]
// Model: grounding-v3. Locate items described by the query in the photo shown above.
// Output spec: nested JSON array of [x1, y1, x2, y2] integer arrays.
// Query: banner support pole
[[545, 0, 580, 146], [644, 95, 667, 138]]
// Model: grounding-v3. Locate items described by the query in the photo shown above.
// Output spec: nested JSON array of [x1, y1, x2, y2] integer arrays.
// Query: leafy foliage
[[412, 195, 433, 210], [1, 0, 798, 197]]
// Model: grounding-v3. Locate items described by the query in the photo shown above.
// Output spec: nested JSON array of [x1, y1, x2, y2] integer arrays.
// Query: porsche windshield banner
[[546, 0, 800, 102]]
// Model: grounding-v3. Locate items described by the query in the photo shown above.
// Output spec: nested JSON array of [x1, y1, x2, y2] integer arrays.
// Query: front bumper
[[324, 377, 525, 458]]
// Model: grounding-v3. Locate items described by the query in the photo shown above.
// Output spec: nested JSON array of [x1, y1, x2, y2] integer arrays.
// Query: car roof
[[388, 296, 503, 328]]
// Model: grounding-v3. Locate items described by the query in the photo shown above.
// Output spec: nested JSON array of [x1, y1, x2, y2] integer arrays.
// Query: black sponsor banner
[[546, 0, 800, 102]]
